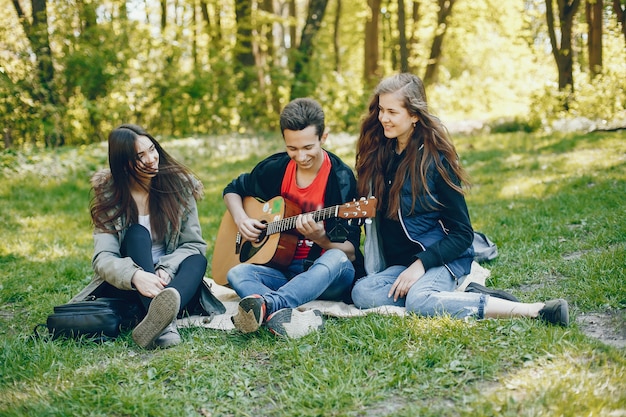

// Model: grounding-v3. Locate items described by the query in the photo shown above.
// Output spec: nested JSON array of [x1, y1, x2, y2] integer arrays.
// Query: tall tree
[[423, 0, 456, 86], [545, 0, 581, 91], [408, 0, 420, 73], [11, 0, 60, 146], [289, 0, 297, 51], [586, 0, 603, 77], [257, 0, 276, 112], [290, 0, 329, 99], [613, 0, 626, 42], [234, 0, 256, 92], [161, 0, 167, 31], [334, 0, 342, 72], [398, 0, 409, 72], [364, 0, 382, 88]]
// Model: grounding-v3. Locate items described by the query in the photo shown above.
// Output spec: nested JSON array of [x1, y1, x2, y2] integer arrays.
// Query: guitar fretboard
[[266, 205, 340, 235]]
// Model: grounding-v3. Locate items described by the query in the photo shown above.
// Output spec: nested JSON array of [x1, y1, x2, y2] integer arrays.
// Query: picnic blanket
[[178, 261, 490, 331]]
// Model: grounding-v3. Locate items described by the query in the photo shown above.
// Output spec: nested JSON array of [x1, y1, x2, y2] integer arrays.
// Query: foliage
[[0, 130, 625, 415], [0, 0, 625, 148]]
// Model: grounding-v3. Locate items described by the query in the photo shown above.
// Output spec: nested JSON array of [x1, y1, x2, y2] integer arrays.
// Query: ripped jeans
[[351, 265, 487, 319], [227, 248, 354, 315]]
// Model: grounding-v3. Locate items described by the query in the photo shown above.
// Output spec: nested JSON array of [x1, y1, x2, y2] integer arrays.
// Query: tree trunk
[[364, 0, 382, 89], [161, 0, 167, 31], [586, 0, 603, 78], [289, 0, 297, 50], [235, 0, 256, 91], [199, 0, 211, 61], [408, 0, 420, 73], [3, 125, 12, 149], [423, 0, 456, 86], [12, 0, 61, 146], [29, 0, 54, 88], [613, 0, 626, 43], [290, 0, 329, 99], [398, 0, 409, 72], [334, 0, 342, 72], [262, 0, 275, 58], [257, 0, 273, 97], [545, 0, 581, 92]]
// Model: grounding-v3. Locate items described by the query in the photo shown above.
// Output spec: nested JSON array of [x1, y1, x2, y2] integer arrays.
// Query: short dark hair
[[279, 98, 325, 138]]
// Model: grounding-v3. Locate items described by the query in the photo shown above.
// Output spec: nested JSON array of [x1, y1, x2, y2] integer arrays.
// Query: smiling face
[[378, 92, 419, 147], [133, 135, 159, 182], [284, 125, 327, 174]]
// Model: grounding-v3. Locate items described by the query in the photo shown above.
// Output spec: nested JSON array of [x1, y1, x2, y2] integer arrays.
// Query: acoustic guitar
[[211, 195, 377, 285]]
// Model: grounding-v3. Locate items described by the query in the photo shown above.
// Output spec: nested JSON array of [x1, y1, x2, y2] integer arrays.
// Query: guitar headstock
[[337, 196, 377, 219]]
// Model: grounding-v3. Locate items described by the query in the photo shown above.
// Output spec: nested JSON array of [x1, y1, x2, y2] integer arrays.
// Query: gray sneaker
[[132, 288, 180, 349], [231, 294, 266, 334], [539, 299, 570, 327], [152, 320, 181, 349], [266, 308, 324, 338]]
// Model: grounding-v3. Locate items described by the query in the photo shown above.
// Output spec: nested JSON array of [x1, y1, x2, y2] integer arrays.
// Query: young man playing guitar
[[222, 98, 365, 338]]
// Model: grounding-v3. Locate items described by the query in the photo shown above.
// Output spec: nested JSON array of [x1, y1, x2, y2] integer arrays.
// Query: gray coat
[[70, 169, 207, 302]]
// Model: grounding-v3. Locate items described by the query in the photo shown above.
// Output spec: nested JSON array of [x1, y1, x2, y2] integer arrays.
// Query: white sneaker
[[265, 308, 324, 338]]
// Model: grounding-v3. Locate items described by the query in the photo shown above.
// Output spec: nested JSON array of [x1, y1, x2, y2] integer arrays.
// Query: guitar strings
[[266, 206, 338, 235]]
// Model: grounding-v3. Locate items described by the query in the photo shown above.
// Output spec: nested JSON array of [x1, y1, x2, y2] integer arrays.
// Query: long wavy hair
[[355, 73, 470, 219], [90, 124, 202, 240]]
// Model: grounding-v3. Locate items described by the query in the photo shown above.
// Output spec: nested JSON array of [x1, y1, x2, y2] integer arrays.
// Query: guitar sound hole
[[256, 224, 268, 243]]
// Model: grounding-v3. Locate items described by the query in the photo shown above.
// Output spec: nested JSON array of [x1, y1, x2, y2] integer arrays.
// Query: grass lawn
[[0, 130, 625, 416]]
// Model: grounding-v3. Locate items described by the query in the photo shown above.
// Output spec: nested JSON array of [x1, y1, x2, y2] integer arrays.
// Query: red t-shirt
[[281, 151, 331, 259]]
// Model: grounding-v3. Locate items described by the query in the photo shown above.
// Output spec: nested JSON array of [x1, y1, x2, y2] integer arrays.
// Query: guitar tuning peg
[[365, 218, 372, 224]]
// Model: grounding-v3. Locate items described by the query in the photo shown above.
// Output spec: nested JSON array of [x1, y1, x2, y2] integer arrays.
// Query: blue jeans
[[351, 265, 487, 319], [227, 248, 355, 315]]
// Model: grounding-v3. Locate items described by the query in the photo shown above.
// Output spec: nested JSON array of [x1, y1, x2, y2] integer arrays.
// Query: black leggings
[[98, 224, 207, 316]]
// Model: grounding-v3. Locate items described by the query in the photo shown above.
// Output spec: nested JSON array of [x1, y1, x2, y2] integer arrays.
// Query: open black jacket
[[223, 150, 365, 280]]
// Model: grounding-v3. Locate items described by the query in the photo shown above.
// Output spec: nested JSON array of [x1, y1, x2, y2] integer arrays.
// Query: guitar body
[[211, 196, 301, 285]]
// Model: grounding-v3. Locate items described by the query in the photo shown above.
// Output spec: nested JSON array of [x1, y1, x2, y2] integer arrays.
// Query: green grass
[[1, 130, 625, 416]]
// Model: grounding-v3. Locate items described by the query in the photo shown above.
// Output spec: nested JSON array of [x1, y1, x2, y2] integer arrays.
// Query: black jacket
[[223, 150, 365, 280]]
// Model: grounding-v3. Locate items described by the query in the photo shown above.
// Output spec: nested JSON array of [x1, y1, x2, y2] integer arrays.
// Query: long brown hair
[[90, 124, 203, 240], [356, 73, 470, 219]]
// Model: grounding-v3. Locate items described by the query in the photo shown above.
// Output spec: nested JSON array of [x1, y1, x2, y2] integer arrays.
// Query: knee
[[226, 264, 247, 287], [192, 253, 208, 269], [316, 249, 351, 271], [351, 278, 374, 308], [405, 291, 434, 315], [125, 224, 151, 243]]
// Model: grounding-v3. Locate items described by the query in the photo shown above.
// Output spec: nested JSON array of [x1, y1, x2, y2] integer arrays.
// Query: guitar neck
[[266, 205, 340, 236]]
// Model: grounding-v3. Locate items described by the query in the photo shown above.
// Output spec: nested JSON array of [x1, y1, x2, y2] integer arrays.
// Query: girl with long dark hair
[[71, 124, 208, 348], [352, 74, 569, 326]]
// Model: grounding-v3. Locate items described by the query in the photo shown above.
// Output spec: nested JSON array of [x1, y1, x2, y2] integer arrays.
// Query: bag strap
[[33, 323, 50, 339]]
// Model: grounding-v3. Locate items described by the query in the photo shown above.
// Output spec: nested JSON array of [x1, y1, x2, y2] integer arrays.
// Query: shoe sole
[[232, 296, 265, 334], [132, 288, 180, 349], [266, 308, 324, 338]]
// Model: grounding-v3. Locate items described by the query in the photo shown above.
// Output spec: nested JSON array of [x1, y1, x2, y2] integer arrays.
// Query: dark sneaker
[[539, 299, 570, 327], [152, 320, 181, 349], [464, 282, 520, 302], [132, 288, 180, 349], [266, 308, 324, 338], [232, 295, 266, 334]]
